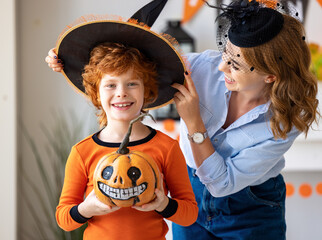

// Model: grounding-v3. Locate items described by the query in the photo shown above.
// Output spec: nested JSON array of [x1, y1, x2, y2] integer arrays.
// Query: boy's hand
[[132, 174, 169, 212], [78, 190, 120, 218], [45, 48, 64, 72]]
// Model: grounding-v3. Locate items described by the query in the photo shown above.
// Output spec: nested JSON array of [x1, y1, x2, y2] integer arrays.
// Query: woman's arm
[[196, 129, 299, 197], [172, 72, 215, 167]]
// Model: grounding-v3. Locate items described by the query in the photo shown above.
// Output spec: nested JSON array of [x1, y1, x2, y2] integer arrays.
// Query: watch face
[[193, 132, 204, 144]]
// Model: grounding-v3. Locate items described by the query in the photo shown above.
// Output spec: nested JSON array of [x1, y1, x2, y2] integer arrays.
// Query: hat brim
[[56, 20, 186, 110]]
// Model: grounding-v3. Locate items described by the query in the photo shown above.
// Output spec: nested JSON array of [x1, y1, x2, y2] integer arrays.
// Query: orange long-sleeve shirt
[[56, 128, 198, 240]]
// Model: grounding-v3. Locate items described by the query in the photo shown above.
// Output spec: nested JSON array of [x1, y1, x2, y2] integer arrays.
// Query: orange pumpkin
[[93, 114, 161, 207]]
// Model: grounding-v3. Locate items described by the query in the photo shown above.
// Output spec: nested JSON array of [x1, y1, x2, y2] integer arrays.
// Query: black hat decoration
[[205, 0, 303, 73]]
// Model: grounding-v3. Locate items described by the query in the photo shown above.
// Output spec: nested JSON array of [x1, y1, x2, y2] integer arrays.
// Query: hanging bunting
[[317, 0, 322, 7], [182, 0, 205, 23]]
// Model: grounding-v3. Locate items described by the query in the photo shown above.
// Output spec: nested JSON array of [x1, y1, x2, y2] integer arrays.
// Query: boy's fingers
[[154, 189, 163, 199], [88, 189, 95, 196], [159, 173, 164, 191]]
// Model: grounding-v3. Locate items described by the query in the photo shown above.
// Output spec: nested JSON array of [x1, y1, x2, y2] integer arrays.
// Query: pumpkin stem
[[117, 112, 155, 154]]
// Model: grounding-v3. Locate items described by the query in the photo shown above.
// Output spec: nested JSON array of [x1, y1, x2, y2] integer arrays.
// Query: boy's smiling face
[[99, 68, 145, 124]]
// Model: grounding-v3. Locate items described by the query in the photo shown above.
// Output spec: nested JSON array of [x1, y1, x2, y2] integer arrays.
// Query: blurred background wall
[[1, 1, 16, 239], [1, 0, 321, 239]]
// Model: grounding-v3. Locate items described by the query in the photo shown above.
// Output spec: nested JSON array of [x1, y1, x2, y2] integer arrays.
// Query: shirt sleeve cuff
[[196, 150, 226, 183], [155, 198, 178, 218], [70, 205, 92, 224]]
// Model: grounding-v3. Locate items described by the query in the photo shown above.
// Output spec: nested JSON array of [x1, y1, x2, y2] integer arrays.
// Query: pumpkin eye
[[127, 167, 141, 182], [102, 166, 113, 180]]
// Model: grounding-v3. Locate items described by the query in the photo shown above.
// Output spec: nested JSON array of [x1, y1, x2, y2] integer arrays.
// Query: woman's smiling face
[[218, 41, 269, 94]]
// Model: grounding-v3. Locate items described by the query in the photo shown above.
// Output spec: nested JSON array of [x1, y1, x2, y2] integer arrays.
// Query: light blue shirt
[[180, 50, 300, 197]]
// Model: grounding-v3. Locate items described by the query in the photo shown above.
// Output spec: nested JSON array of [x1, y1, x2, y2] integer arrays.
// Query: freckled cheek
[[138, 95, 145, 107], [99, 93, 112, 108]]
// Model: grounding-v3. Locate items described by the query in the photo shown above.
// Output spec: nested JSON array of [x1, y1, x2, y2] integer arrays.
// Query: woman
[[171, 0, 320, 239]]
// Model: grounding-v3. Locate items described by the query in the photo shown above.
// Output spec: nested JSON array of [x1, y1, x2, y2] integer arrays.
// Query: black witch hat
[[56, 0, 186, 109]]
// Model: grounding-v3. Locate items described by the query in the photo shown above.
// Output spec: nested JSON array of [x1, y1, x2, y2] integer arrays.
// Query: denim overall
[[172, 166, 286, 240]]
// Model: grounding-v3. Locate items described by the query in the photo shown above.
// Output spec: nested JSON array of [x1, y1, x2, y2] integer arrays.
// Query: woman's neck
[[222, 91, 268, 129], [233, 90, 268, 108]]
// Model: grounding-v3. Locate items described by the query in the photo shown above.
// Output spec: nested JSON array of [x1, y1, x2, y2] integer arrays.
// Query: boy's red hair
[[82, 42, 158, 126]]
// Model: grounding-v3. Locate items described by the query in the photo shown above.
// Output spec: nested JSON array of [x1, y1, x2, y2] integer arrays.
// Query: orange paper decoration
[[318, 0, 322, 7], [316, 182, 322, 195], [182, 0, 205, 24], [299, 183, 313, 198], [163, 119, 176, 132], [286, 183, 295, 197]]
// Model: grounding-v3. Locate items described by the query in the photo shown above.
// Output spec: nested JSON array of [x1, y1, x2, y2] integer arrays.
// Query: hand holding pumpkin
[[131, 174, 168, 212], [78, 190, 121, 218]]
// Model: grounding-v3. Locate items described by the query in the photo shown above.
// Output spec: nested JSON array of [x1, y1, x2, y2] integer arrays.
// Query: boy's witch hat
[[56, 0, 186, 109]]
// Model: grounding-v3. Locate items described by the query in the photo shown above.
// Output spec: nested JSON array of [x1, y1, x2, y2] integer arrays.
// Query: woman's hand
[[78, 190, 120, 218], [45, 48, 63, 72], [172, 72, 204, 132], [172, 72, 213, 167], [132, 174, 169, 212]]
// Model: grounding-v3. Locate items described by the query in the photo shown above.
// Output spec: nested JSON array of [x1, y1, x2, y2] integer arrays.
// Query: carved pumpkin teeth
[[98, 182, 147, 200]]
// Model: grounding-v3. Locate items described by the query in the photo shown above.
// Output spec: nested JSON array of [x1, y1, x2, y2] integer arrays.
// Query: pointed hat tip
[[130, 0, 168, 27]]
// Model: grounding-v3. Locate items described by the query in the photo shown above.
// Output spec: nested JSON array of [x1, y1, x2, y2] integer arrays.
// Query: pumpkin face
[[93, 150, 161, 207]]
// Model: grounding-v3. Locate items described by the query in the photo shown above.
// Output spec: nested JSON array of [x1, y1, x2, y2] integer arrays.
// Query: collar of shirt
[[187, 50, 271, 139]]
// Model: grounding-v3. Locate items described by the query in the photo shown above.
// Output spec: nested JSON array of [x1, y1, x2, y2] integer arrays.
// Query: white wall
[[305, 0, 322, 45], [0, 0, 16, 239]]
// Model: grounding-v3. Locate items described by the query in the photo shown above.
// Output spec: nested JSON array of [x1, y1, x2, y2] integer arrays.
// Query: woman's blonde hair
[[242, 15, 320, 139], [82, 42, 158, 127]]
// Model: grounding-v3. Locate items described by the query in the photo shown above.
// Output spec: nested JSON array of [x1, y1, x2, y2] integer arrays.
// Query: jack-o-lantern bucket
[[93, 114, 161, 207]]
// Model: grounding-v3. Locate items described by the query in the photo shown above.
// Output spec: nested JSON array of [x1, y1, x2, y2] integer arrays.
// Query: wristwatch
[[187, 131, 208, 144]]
